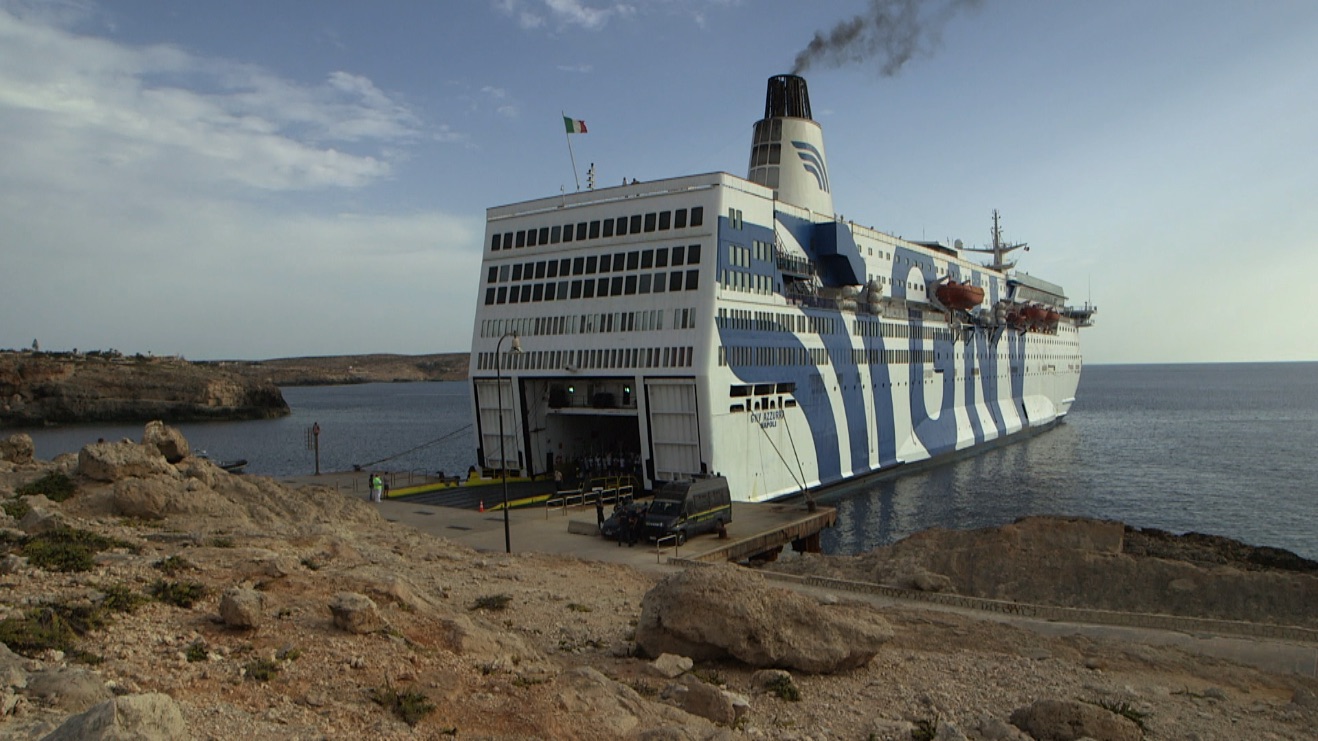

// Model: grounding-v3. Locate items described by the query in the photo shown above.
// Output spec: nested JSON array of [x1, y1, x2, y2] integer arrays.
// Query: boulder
[[0, 433, 34, 464], [635, 564, 892, 673], [141, 421, 189, 463], [1008, 698, 1142, 741], [680, 678, 735, 726], [649, 653, 693, 679], [111, 478, 172, 520], [24, 666, 112, 712], [329, 592, 383, 634], [219, 586, 265, 629], [39, 692, 187, 741], [77, 441, 176, 482]]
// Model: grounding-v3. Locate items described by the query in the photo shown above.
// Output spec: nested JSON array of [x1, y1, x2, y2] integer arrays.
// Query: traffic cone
[[479, 500, 484, 513]]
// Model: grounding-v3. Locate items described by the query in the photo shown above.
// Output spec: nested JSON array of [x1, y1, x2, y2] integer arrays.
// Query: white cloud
[[494, 0, 635, 31]]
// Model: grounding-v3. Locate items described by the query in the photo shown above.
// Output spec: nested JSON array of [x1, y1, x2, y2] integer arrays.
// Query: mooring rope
[[354, 423, 473, 470]]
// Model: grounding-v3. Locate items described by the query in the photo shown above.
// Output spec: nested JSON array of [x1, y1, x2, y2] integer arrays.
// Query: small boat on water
[[195, 450, 247, 474]]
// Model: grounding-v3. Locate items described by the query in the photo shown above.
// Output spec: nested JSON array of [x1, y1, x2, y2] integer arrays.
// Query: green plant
[[277, 647, 302, 661], [371, 684, 436, 727], [566, 602, 592, 612], [471, 593, 512, 611], [3, 497, 32, 520], [185, 641, 208, 663], [244, 658, 280, 682], [1090, 698, 1148, 731], [152, 555, 193, 575], [20, 526, 135, 573], [148, 579, 208, 608], [97, 583, 148, 614], [766, 674, 801, 702], [300, 557, 322, 571], [691, 668, 725, 686], [17, 471, 77, 502], [0, 607, 79, 656]]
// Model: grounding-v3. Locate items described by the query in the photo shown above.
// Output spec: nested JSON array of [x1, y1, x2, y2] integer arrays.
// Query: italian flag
[[563, 116, 588, 134]]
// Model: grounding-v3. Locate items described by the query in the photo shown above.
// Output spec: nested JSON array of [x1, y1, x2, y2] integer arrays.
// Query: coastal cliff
[[209, 352, 468, 386], [0, 352, 289, 427]]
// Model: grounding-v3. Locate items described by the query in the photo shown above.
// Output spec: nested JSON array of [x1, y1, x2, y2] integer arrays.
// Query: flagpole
[[562, 111, 581, 191]]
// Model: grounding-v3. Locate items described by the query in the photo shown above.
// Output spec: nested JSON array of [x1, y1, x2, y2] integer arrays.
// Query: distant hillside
[[210, 353, 470, 386]]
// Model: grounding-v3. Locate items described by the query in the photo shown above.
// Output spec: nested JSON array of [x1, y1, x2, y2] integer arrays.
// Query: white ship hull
[[468, 76, 1093, 503]]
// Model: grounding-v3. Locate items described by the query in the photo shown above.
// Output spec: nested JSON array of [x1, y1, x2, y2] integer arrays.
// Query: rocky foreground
[[1, 428, 1316, 740]]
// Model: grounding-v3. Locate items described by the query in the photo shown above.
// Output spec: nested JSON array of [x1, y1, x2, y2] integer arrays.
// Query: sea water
[[19, 363, 1318, 559]]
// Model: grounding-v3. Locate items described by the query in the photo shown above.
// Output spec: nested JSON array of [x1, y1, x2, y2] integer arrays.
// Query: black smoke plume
[[791, 0, 983, 76]]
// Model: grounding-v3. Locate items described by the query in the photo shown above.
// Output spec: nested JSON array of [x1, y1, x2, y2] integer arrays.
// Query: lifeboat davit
[[935, 280, 986, 311]]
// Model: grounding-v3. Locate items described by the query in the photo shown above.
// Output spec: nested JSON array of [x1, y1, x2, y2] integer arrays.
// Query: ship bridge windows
[[482, 244, 704, 305]]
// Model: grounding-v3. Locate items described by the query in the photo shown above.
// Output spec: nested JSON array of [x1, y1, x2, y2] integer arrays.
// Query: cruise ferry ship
[[468, 75, 1095, 503]]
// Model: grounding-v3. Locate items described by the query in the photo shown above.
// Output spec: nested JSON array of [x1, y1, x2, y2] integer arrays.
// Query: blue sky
[[2, 0, 1315, 363]]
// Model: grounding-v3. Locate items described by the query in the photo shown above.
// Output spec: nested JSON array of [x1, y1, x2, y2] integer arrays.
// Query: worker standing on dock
[[369, 473, 383, 503]]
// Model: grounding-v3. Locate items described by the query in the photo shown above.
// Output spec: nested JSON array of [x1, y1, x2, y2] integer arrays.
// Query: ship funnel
[[748, 75, 834, 216]]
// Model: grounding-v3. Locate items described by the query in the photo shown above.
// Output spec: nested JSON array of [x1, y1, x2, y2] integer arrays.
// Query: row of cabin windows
[[476, 346, 693, 372], [718, 346, 935, 368], [487, 245, 701, 285], [480, 308, 681, 339], [490, 207, 705, 251], [718, 308, 839, 335], [484, 269, 701, 305]]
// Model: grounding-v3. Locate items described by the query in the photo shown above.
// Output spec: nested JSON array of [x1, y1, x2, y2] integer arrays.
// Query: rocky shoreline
[[0, 352, 289, 427], [1, 427, 1315, 740]]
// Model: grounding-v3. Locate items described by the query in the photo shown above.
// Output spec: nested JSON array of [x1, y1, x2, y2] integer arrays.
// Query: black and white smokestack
[[764, 74, 813, 121]]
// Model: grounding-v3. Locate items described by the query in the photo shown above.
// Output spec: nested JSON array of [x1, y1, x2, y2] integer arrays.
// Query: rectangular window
[[655, 248, 669, 268], [487, 266, 498, 283], [550, 225, 561, 243], [611, 276, 623, 295], [629, 214, 642, 233], [688, 244, 701, 264], [562, 224, 574, 243], [653, 275, 666, 293], [497, 286, 508, 303], [484, 287, 495, 304], [558, 280, 568, 298], [674, 208, 688, 229], [516, 230, 527, 248], [512, 264, 523, 281], [544, 283, 556, 301], [582, 280, 595, 298], [641, 249, 654, 269], [625, 275, 637, 295], [520, 285, 532, 302], [535, 261, 546, 279], [669, 271, 683, 291], [509, 286, 520, 304], [527, 229, 538, 247], [616, 216, 628, 236], [532, 283, 544, 301], [576, 222, 587, 240], [547, 260, 558, 278], [685, 269, 699, 291], [599, 254, 612, 272], [602, 219, 615, 238], [658, 211, 671, 230], [691, 206, 704, 227], [639, 274, 651, 293], [597, 277, 610, 297], [644, 212, 657, 232], [571, 280, 583, 299], [572, 257, 584, 275], [491, 233, 502, 251], [672, 245, 686, 266], [589, 220, 601, 239], [538, 227, 549, 244], [585, 255, 597, 274], [626, 251, 639, 270]]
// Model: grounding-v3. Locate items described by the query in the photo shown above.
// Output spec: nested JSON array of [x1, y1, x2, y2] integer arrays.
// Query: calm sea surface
[[21, 363, 1318, 560]]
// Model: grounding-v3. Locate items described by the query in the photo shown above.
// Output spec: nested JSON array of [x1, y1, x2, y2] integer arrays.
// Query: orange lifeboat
[[935, 280, 985, 311], [1045, 309, 1061, 327]]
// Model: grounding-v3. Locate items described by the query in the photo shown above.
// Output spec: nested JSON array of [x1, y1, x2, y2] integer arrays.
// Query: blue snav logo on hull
[[792, 141, 830, 193]]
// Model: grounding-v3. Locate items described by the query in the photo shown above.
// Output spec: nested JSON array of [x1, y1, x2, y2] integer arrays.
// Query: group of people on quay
[[553, 451, 643, 491]]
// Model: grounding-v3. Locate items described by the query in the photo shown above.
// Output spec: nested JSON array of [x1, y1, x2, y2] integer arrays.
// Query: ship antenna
[[961, 209, 1027, 272]]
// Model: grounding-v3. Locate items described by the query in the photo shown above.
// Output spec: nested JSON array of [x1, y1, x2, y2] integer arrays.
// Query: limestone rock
[[111, 478, 171, 520], [219, 586, 265, 629], [39, 692, 188, 741], [0, 433, 34, 464], [77, 441, 176, 483], [681, 677, 735, 726], [329, 592, 382, 634], [0, 643, 27, 691], [635, 563, 892, 673], [18, 505, 67, 535], [750, 668, 793, 690], [1009, 698, 1142, 741], [141, 421, 189, 463], [649, 653, 693, 679], [24, 667, 112, 712]]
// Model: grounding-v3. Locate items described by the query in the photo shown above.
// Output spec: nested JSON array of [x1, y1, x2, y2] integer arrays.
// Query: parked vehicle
[[600, 501, 648, 541], [643, 477, 732, 545]]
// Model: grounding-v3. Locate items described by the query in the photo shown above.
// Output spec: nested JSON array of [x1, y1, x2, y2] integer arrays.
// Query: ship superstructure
[[468, 75, 1094, 502]]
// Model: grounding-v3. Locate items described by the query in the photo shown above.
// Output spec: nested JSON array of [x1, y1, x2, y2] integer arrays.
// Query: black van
[[643, 477, 732, 545]]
